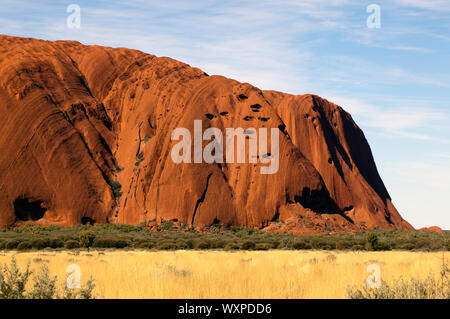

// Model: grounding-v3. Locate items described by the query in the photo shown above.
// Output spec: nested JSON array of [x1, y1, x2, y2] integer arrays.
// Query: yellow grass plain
[[0, 250, 446, 299]]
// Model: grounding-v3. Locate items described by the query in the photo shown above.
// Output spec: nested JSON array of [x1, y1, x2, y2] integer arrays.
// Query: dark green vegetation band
[[0, 224, 448, 251]]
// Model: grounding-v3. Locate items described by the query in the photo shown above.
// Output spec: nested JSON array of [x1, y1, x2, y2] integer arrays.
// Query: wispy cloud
[[325, 95, 449, 143], [433, 153, 450, 159], [392, 0, 450, 11]]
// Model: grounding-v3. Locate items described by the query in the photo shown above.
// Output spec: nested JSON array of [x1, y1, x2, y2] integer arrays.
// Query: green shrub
[[211, 223, 221, 232], [179, 221, 188, 230], [161, 221, 174, 231], [366, 233, 378, 251], [136, 241, 155, 249], [347, 262, 450, 299], [185, 239, 195, 249], [92, 237, 129, 248], [135, 152, 144, 166], [311, 240, 335, 250], [112, 165, 123, 173], [292, 240, 312, 250], [30, 239, 48, 249], [175, 240, 188, 249], [241, 240, 256, 250], [28, 263, 57, 299], [278, 238, 294, 249], [109, 180, 123, 198], [336, 240, 354, 250], [375, 241, 392, 251], [64, 240, 80, 249], [428, 241, 445, 251], [224, 242, 240, 250], [212, 239, 227, 249], [255, 243, 271, 250], [269, 240, 280, 249], [196, 239, 211, 249], [79, 230, 96, 250], [0, 256, 96, 299], [49, 238, 64, 248], [398, 243, 416, 250], [5, 240, 21, 250], [0, 257, 32, 298], [17, 241, 32, 251], [156, 241, 178, 250]]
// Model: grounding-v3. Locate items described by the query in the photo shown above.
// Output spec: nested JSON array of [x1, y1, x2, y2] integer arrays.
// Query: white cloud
[[323, 95, 449, 143], [433, 153, 450, 159]]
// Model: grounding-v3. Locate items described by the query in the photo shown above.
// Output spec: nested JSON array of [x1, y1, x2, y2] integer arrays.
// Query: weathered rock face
[[419, 226, 443, 233], [0, 35, 413, 232]]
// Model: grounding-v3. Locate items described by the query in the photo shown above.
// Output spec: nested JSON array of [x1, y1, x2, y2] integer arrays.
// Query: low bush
[[5, 240, 22, 250], [92, 237, 129, 248], [47, 238, 64, 249], [64, 240, 80, 249], [156, 240, 177, 250], [79, 230, 96, 250], [269, 240, 280, 249], [161, 221, 174, 231], [30, 239, 48, 249], [278, 238, 294, 249], [207, 238, 226, 249], [364, 233, 390, 251], [17, 241, 32, 251], [365, 233, 378, 251], [347, 262, 450, 299], [196, 239, 211, 249], [224, 242, 240, 250], [0, 256, 96, 299], [311, 240, 336, 250], [428, 241, 446, 251], [336, 240, 356, 250], [175, 240, 189, 249], [254, 243, 271, 250], [398, 243, 415, 250], [241, 241, 256, 250], [185, 239, 195, 249], [292, 240, 312, 250], [375, 241, 392, 251]]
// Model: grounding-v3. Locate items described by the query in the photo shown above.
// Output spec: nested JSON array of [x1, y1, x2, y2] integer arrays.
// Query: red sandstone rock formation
[[0, 35, 413, 232], [419, 226, 443, 233]]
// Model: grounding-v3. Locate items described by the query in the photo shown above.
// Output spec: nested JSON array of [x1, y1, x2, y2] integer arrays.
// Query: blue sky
[[1, 0, 449, 229]]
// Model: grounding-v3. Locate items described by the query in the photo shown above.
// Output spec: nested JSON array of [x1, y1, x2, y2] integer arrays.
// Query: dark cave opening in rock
[[294, 187, 339, 213], [81, 216, 95, 225], [14, 198, 47, 221]]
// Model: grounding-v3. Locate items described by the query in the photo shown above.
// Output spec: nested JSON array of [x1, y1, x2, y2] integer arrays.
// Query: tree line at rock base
[[0, 224, 448, 252]]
